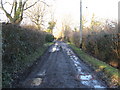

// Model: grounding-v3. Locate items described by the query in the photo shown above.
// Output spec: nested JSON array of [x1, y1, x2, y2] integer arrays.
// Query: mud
[[19, 41, 108, 88]]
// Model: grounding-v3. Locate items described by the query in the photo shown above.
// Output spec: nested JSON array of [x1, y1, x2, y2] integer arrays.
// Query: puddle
[[74, 57, 78, 60], [81, 81, 91, 86], [67, 52, 71, 56], [94, 85, 105, 88], [49, 43, 60, 52], [31, 78, 42, 86], [73, 60, 80, 65], [92, 80, 98, 83], [78, 68, 82, 72], [80, 74, 105, 88], [70, 56, 73, 59], [79, 74, 93, 81], [36, 70, 46, 78], [74, 63, 78, 67], [65, 47, 106, 88], [30, 70, 46, 87], [70, 57, 73, 60], [60, 42, 106, 88], [55, 43, 58, 46], [77, 67, 82, 72]]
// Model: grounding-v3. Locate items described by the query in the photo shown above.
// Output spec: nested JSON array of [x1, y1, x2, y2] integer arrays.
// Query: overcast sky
[[53, 0, 119, 26], [0, 0, 119, 27]]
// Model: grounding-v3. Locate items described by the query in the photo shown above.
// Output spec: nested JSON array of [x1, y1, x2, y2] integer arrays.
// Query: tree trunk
[[1, 0, 40, 25]]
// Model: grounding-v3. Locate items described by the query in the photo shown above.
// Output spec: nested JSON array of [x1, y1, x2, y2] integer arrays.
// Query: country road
[[19, 41, 108, 88]]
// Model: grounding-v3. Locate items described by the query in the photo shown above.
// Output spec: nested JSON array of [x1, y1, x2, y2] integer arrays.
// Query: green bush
[[2, 23, 46, 87], [45, 33, 54, 42], [2, 24, 45, 64], [64, 21, 118, 69], [82, 31, 118, 68]]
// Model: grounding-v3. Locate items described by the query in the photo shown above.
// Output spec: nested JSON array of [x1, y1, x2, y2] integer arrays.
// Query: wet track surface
[[20, 41, 108, 88]]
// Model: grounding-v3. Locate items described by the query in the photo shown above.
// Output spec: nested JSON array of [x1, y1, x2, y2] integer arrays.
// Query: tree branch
[[25, 12, 37, 21], [1, 0, 13, 21], [24, 0, 49, 11], [10, 1, 14, 14], [3, 2, 13, 5], [1, 0, 8, 14], [14, 0, 17, 16], [24, 0, 40, 11], [23, 0, 29, 7], [40, 1, 50, 7]]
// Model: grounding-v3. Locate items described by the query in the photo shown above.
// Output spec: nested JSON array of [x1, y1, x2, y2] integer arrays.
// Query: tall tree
[[0, 0, 41, 24]]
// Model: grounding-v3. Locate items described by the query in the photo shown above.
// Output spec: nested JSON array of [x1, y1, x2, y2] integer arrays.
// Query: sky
[[0, 0, 119, 28], [53, 0, 119, 27], [50, 0, 119, 36]]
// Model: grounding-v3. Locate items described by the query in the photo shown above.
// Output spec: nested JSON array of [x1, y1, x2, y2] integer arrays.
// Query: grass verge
[[68, 43, 120, 87]]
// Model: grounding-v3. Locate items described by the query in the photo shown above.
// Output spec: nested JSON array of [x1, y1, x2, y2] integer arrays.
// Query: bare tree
[[0, 0, 44, 24], [90, 14, 101, 32], [61, 15, 73, 40], [25, 1, 49, 30]]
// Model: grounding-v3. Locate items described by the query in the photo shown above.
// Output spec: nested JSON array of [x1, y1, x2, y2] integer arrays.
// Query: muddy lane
[[20, 41, 107, 88]]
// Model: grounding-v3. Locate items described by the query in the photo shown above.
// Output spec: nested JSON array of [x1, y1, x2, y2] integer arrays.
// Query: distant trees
[[60, 15, 73, 40], [46, 21, 56, 34], [62, 14, 119, 68], [25, 1, 49, 30], [90, 14, 101, 31], [0, 0, 42, 24]]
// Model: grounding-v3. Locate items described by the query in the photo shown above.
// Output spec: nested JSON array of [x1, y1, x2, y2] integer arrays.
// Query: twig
[[24, 0, 50, 11], [24, 0, 40, 11], [3, 2, 12, 5]]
